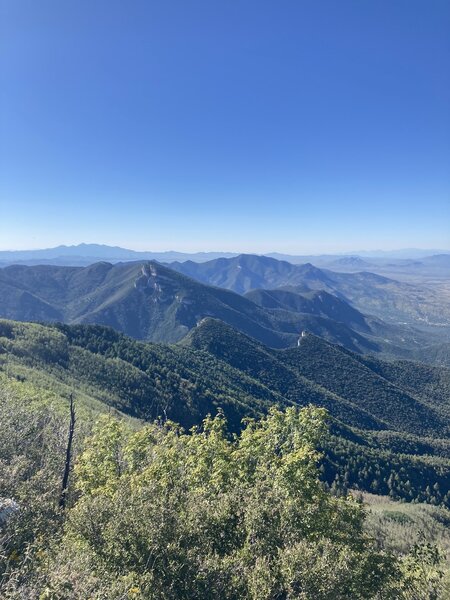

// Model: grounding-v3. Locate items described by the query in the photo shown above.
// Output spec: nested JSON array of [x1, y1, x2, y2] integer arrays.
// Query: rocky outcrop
[[0, 498, 19, 527]]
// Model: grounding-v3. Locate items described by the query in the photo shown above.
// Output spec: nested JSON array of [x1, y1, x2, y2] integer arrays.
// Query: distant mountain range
[[170, 254, 450, 326], [0, 244, 238, 266], [0, 243, 449, 268], [0, 258, 447, 358]]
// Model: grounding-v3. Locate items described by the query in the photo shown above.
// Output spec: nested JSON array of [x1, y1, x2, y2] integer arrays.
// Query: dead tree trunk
[[59, 393, 75, 510]]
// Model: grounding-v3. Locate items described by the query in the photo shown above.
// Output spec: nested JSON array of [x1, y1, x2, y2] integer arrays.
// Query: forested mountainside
[[170, 254, 450, 325], [1, 318, 450, 508], [0, 260, 442, 357]]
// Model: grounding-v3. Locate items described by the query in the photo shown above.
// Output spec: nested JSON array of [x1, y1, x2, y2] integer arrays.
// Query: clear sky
[[1, 0, 449, 253]]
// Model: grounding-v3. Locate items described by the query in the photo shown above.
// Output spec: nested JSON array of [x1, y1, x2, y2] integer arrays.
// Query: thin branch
[[59, 393, 76, 510]]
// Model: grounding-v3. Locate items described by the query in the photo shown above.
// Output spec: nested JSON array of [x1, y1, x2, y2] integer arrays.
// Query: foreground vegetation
[[0, 382, 448, 599]]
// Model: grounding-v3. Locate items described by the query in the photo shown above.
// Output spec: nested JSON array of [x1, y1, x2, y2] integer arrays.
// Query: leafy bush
[[32, 407, 445, 599]]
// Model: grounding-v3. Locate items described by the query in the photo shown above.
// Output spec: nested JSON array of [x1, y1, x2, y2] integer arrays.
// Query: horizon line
[[1, 242, 450, 255]]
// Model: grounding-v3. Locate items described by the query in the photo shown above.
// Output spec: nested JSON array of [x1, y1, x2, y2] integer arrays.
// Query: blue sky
[[1, 0, 449, 252]]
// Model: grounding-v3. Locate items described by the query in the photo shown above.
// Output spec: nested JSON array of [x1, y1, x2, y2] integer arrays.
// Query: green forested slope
[[1, 318, 450, 507], [186, 319, 448, 436]]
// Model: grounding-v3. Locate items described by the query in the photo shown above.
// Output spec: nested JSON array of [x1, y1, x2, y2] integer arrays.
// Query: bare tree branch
[[59, 393, 75, 510]]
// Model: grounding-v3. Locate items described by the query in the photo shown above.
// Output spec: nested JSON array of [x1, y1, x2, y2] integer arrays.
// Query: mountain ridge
[[171, 254, 450, 326], [0, 260, 438, 356], [1, 243, 449, 267]]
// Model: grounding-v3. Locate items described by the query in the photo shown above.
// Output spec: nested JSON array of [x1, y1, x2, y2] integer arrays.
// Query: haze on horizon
[[1, 0, 449, 253]]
